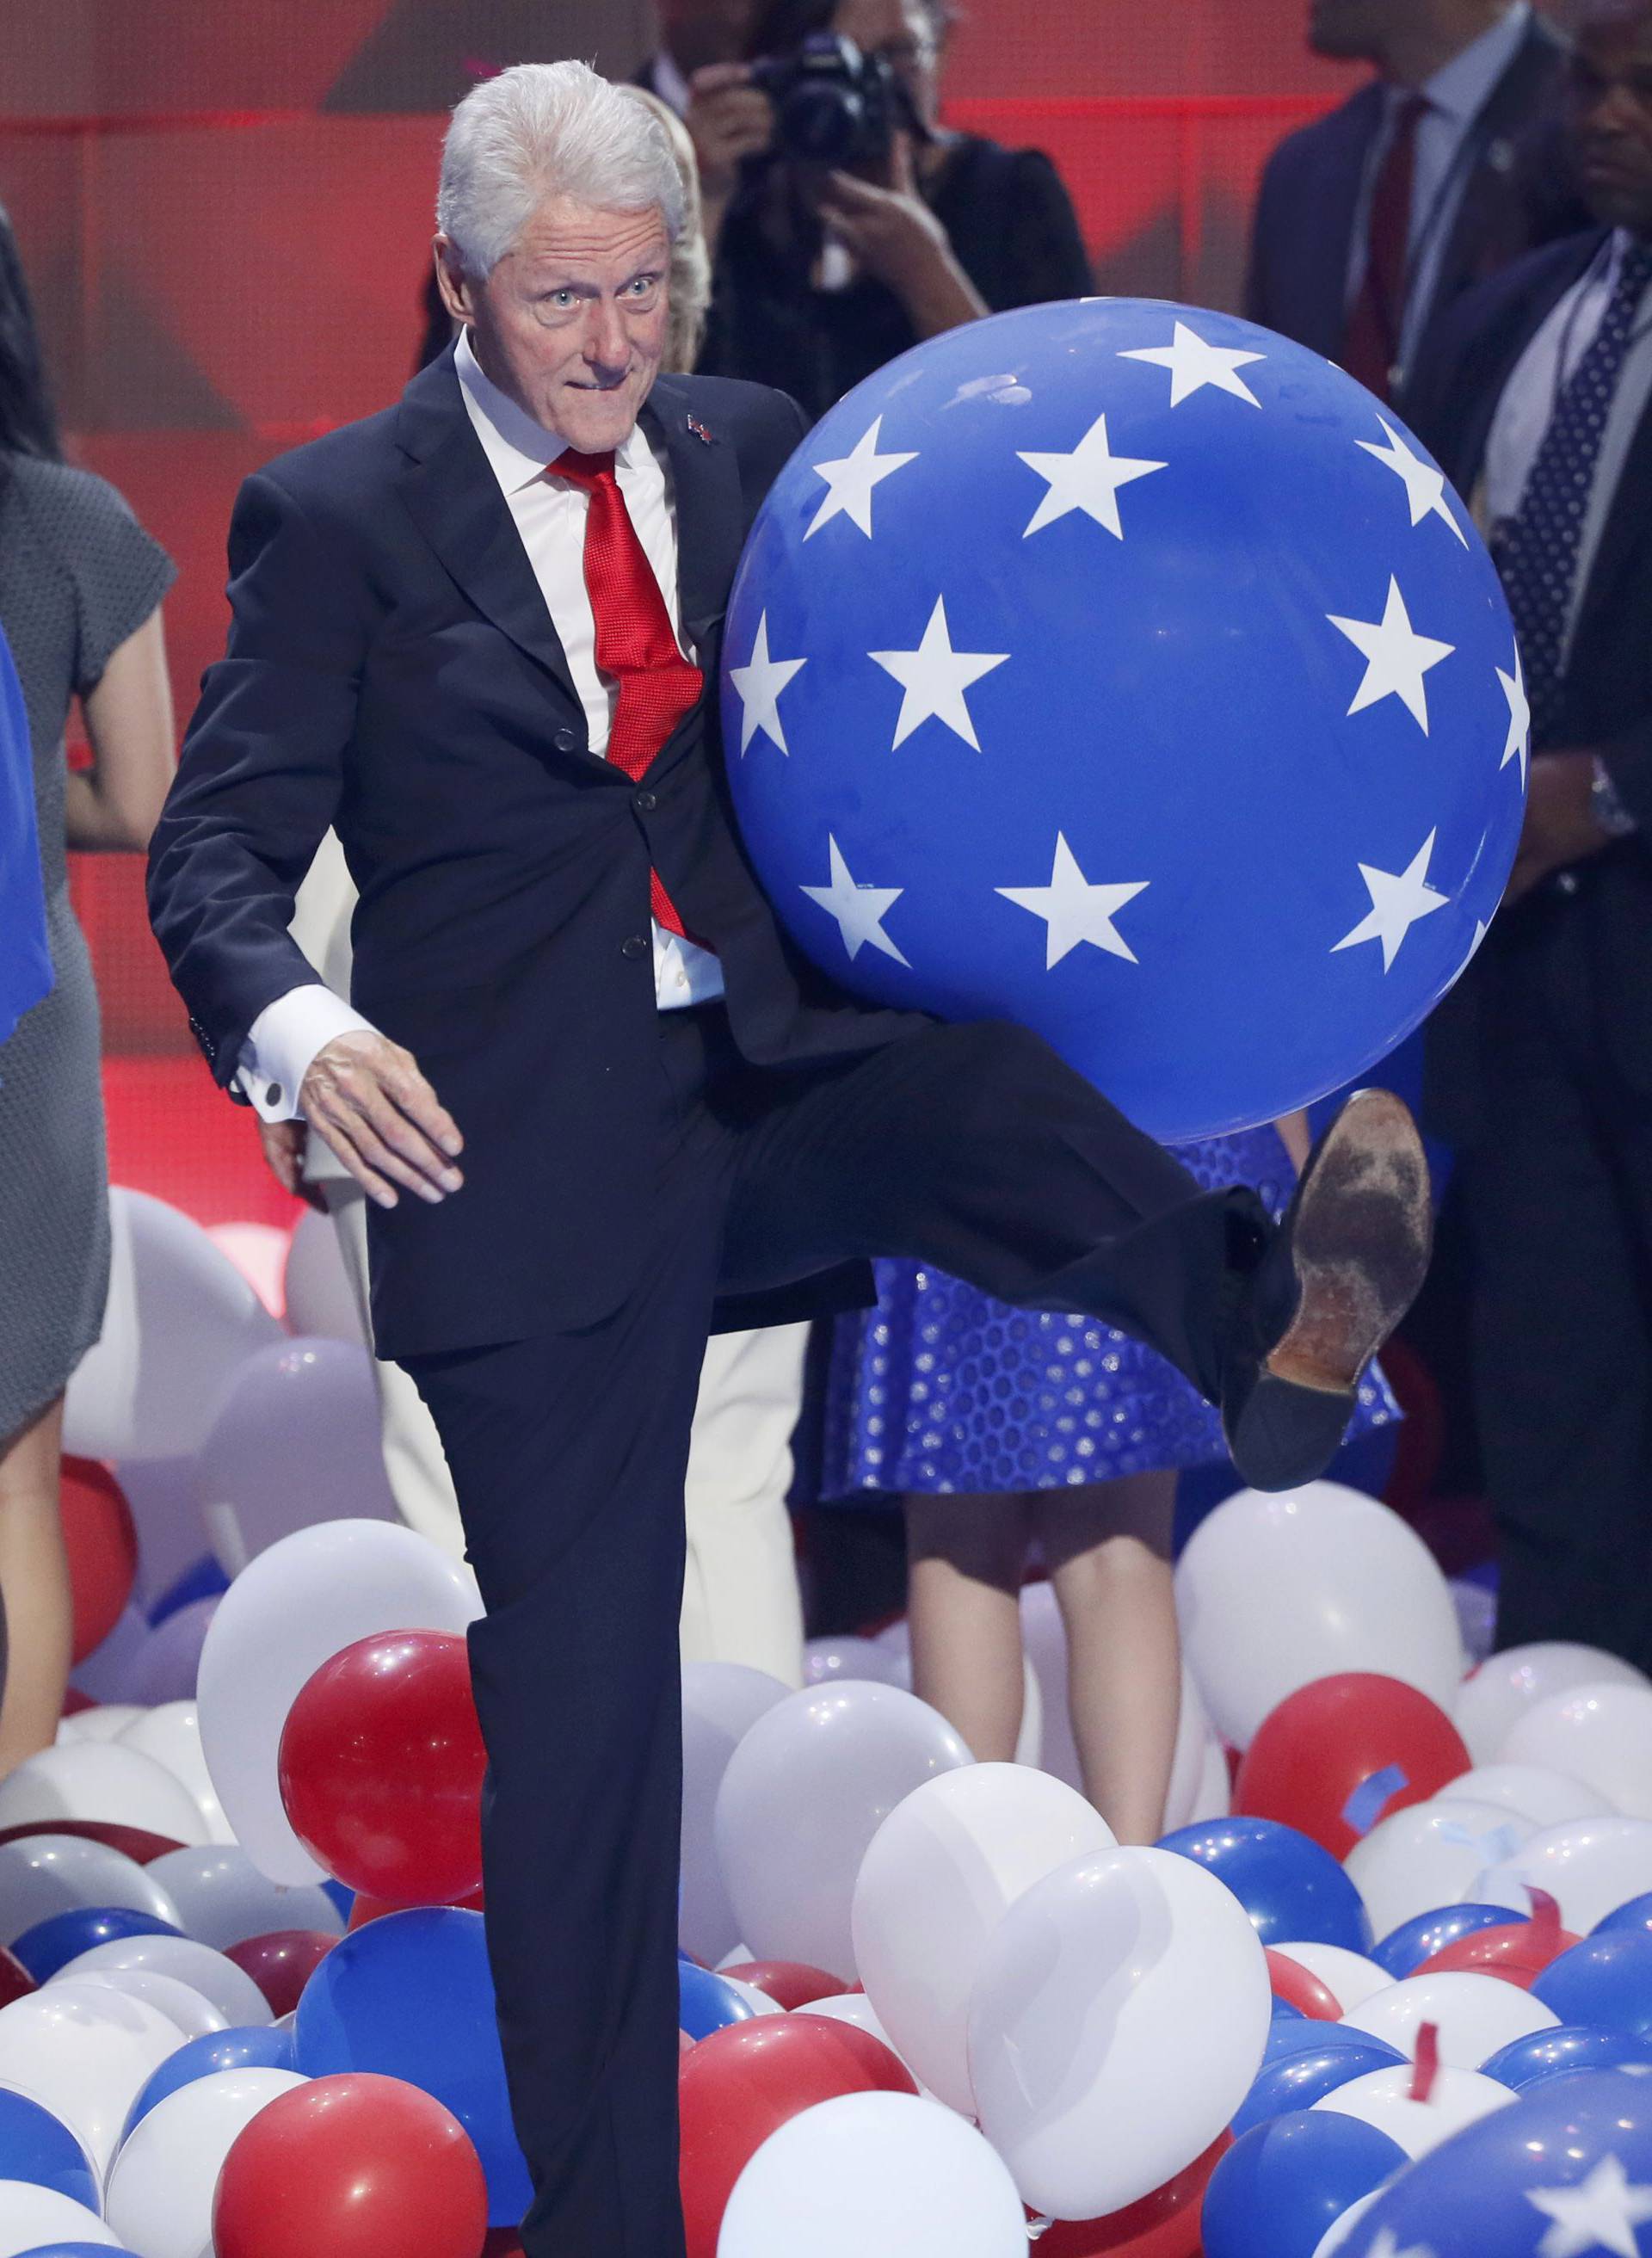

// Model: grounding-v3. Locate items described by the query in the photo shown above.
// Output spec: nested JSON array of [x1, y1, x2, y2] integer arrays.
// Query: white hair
[[437, 61, 686, 280]]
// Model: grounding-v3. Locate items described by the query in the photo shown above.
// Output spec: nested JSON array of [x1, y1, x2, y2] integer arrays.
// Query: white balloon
[[0, 1741, 209, 1847], [1163, 1666, 1224, 1832], [0, 1981, 184, 2175], [73, 1965, 230, 2040], [1187, 1731, 1233, 1824], [0, 1834, 182, 1945], [1312, 2063, 1515, 2158], [116, 1702, 235, 1844], [1014, 1652, 1042, 1769], [0, 2181, 120, 2253], [55, 1933, 272, 2027], [723, 1977, 787, 2017], [59, 1702, 146, 1743], [145, 1844, 344, 1952], [1439, 1761, 1615, 1829], [1501, 1681, 1652, 1818], [65, 1188, 284, 1463], [680, 1662, 792, 1965], [283, 1206, 368, 1345], [1174, 1483, 1461, 1749], [852, 1763, 1114, 2115], [718, 2092, 1028, 2258], [1472, 1815, 1652, 1932], [1450, 1577, 1497, 1668], [794, 1991, 932, 2095], [1452, 1643, 1652, 1766], [196, 1517, 481, 1883], [206, 1222, 292, 1320], [107, 2065, 308, 2257], [1339, 1969, 1557, 2068], [69, 1605, 155, 1708], [716, 1944, 755, 1971], [1271, 1942, 1392, 2016], [969, 1844, 1271, 2218], [714, 1681, 972, 1977], [1344, 1798, 1534, 1939], [803, 1638, 910, 1687]]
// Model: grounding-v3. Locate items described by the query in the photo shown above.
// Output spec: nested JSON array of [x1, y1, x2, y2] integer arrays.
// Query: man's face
[[437, 197, 671, 453], [1570, 5, 1652, 234], [1307, 0, 1406, 64], [835, 0, 944, 130]]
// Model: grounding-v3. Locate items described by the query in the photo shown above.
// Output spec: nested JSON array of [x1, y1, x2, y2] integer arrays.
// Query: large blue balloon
[[1336, 2069, 1652, 2256], [293, 1906, 530, 2228], [721, 299, 1523, 1141], [14, 2249, 142, 2257], [119, 2023, 294, 2149], [1158, 1817, 1374, 1952], [0, 2087, 97, 2212], [1203, 2109, 1409, 2258], [9, 1905, 182, 1983], [678, 1959, 765, 2041], [1534, 1928, 1652, 2041], [1482, 2024, 1652, 2092], [1372, 1901, 1522, 1978], [1233, 2033, 1408, 2137], [1594, 1891, 1652, 1938]]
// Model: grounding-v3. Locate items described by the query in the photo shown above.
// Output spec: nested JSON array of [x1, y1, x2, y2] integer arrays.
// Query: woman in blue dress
[[819, 1113, 1400, 1842]]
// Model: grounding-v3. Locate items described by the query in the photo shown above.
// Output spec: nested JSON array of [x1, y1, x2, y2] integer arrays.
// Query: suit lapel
[[642, 374, 748, 657], [1302, 88, 1385, 360], [1429, 18, 1568, 313], [1575, 382, 1652, 652]]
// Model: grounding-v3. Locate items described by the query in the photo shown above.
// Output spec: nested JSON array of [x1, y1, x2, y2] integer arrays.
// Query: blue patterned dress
[[818, 1126, 1400, 1498]]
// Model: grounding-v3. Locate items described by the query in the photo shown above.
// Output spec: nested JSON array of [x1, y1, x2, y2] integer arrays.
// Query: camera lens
[[779, 80, 872, 165]]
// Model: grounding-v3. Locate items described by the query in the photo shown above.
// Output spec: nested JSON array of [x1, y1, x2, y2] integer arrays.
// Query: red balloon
[[0, 1945, 36, 2008], [679, 2012, 918, 2258], [278, 1629, 485, 1903], [213, 2071, 489, 2258], [0, 1818, 185, 1864], [1035, 2133, 1231, 2255], [1417, 1890, 1579, 1989], [1235, 1673, 1470, 1858], [225, 1929, 336, 2016], [732, 1959, 848, 2009], [1266, 1948, 1341, 2020], [59, 1458, 138, 1664]]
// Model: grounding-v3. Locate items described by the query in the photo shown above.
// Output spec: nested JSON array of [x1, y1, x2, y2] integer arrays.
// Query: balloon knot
[[1410, 2019, 1441, 2104]]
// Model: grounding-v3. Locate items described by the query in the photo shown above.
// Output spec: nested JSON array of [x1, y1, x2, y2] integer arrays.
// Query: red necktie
[[555, 448, 705, 945], [1341, 93, 1428, 402]]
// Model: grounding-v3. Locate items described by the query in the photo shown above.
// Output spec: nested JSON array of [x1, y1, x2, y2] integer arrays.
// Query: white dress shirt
[[1346, 1, 1531, 387], [238, 328, 724, 1121], [1484, 228, 1652, 657]]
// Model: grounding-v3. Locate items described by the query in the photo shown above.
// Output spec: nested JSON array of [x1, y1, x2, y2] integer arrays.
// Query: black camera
[[748, 33, 922, 168]]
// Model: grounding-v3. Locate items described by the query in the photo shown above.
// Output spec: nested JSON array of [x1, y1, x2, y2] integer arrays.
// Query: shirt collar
[[1414, 1, 1529, 127], [647, 46, 692, 118], [453, 327, 654, 496]]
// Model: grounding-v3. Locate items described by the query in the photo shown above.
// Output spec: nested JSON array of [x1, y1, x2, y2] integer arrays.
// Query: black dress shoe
[[1221, 1089, 1432, 1492]]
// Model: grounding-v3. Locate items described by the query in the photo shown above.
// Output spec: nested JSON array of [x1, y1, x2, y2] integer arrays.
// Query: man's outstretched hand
[[299, 1030, 465, 1209]]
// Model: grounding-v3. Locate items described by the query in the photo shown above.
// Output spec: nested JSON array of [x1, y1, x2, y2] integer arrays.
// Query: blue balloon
[[678, 1959, 765, 2040], [293, 1906, 530, 2229], [1482, 2024, 1652, 2092], [1593, 1891, 1652, 1938], [320, 1879, 354, 1923], [721, 299, 1521, 1144], [1372, 1901, 1522, 1977], [0, 2087, 97, 2212], [119, 2024, 295, 2148], [1336, 2069, 1652, 2255], [1203, 2109, 1409, 2258], [1264, 2015, 1404, 2070], [1233, 2034, 1409, 2137], [1158, 1817, 1374, 1952], [9, 1905, 182, 1983], [145, 1552, 230, 1626], [1534, 1928, 1652, 2040], [14, 2248, 143, 2257]]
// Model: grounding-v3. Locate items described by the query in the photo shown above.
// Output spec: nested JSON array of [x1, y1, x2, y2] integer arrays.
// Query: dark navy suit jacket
[[147, 355, 922, 1356]]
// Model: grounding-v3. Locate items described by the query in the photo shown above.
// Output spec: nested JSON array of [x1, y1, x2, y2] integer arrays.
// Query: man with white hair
[[150, 61, 1433, 2255]]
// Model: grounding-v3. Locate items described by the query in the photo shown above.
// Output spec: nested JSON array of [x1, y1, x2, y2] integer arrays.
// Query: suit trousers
[[1457, 892, 1652, 1672], [402, 1005, 1261, 2258]]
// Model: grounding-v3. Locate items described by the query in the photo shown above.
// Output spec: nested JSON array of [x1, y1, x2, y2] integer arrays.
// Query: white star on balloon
[[1017, 412, 1167, 539], [1367, 2233, 1439, 2258], [1527, 2153, 1652, 2258], [1333, 829, 1450, 971], [996, 834, 1150, 967], [799, 836, 909, 965], [727, 612, 807, 755], [1498, 645, 1532, 785], [804, 415, 918, 539], [869, 595, 1008, 750], [1356, 416, 1470, 546], [1119, 319, 1264, 407], [1328, 576, 1456, 732]]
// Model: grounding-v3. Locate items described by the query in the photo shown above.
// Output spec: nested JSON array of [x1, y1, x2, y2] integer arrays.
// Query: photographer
[[697, 0, 1093, 418]]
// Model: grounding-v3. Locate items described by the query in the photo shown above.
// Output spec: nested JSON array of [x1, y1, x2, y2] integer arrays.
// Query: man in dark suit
[[148, 60, 1431, 2258], [1403, 0, 1652, 1670], [1248, 0, 1578, 401]]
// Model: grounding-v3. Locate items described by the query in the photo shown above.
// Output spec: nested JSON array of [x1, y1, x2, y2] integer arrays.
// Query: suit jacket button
[[620, 934, 649, 960], [553, 725, 578, 753], [634, 789, 657, 813]]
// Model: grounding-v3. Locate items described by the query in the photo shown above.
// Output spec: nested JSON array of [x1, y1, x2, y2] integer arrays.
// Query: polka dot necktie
[[555, 447, 705, 943], [1495, 240, 1652, 744]]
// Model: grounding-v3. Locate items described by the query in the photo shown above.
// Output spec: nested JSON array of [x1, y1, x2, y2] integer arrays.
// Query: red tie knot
[[554, 447, 618, 491]]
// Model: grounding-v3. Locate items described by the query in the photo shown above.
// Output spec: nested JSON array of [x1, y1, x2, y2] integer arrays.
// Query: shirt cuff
[[235, 984, 379, 1122]]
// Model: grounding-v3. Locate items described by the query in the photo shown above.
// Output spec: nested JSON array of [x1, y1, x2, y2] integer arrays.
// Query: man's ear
[[433, 235, 477, 325]]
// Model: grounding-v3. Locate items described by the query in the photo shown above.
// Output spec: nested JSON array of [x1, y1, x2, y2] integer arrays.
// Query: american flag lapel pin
[[687, 413, 714, 445]]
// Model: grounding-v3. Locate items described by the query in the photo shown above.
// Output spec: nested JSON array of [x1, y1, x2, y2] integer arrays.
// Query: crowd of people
[[0, 0, 1649, 1871]]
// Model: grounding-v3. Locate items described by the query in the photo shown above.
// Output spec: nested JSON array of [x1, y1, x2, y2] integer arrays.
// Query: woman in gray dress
[[0, 211, 176, 1771]]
